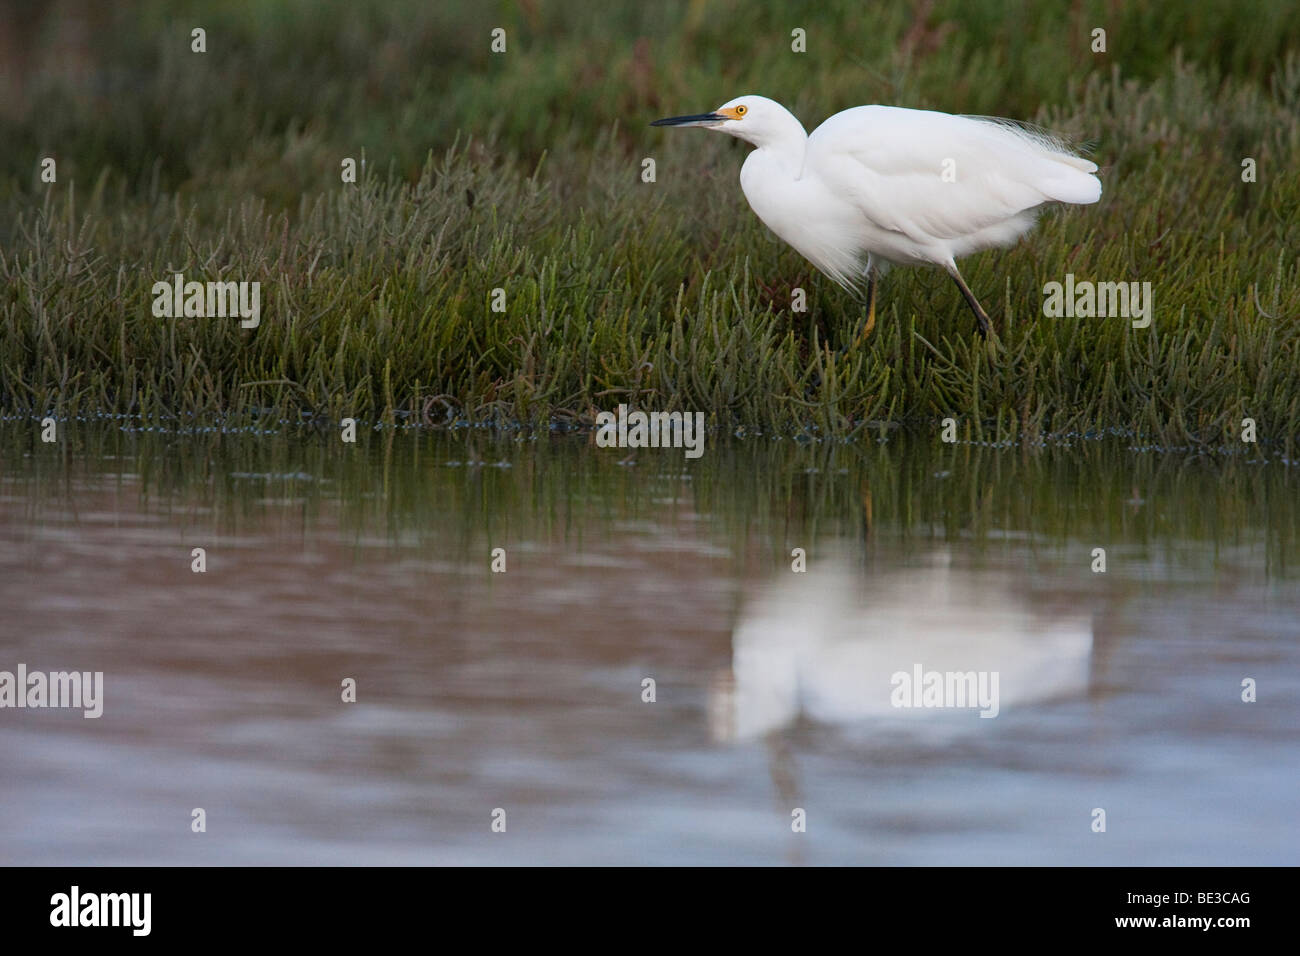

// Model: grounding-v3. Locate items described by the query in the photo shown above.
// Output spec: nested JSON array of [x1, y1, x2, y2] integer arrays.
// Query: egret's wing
[[806, 106, 1101, 244]]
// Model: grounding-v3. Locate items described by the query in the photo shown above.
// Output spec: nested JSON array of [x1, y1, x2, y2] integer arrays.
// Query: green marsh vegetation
[[1, 0, 1298, 447]]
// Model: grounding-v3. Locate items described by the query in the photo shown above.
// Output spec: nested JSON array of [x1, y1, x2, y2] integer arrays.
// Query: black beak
[[651, 112, 725, 127]]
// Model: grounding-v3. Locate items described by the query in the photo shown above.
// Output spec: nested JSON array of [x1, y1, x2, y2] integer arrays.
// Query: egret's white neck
[[736, 112, 808, 176]]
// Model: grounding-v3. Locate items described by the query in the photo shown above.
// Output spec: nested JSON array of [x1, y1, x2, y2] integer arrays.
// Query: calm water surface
[[1, 427, 1297, 864]]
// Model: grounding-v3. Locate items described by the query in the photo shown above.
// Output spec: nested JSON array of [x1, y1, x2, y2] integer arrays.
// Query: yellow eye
[[735, 105, 747, 116]]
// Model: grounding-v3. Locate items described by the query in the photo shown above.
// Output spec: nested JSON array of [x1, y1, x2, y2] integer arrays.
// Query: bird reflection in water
[[710, 550, 1094, 859]]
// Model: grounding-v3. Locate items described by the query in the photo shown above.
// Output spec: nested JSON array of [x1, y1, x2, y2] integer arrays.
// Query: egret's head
[[652, 95, 802, 148]]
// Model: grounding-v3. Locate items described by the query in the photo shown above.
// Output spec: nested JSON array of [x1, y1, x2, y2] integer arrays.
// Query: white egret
[[653, 95, 1101, 342]]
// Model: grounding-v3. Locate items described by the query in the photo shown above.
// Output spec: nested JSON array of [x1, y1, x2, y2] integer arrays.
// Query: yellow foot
[[850, 298, 877, 349]]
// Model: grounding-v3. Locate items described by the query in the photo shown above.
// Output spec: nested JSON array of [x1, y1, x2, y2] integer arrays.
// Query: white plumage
[[653, 94, 1101, 338]]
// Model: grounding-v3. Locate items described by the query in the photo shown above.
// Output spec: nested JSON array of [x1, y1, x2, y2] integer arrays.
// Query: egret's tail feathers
[[965, 115, 1093, 162], [1060, 155, 1099, 174], [966, 114, 1101, 205], [1040, 167, 1103, 205]]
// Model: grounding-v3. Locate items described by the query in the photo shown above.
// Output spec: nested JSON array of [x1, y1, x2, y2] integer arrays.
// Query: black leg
[[839, 271, 877, 353], [947, 264, 992, 339]]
